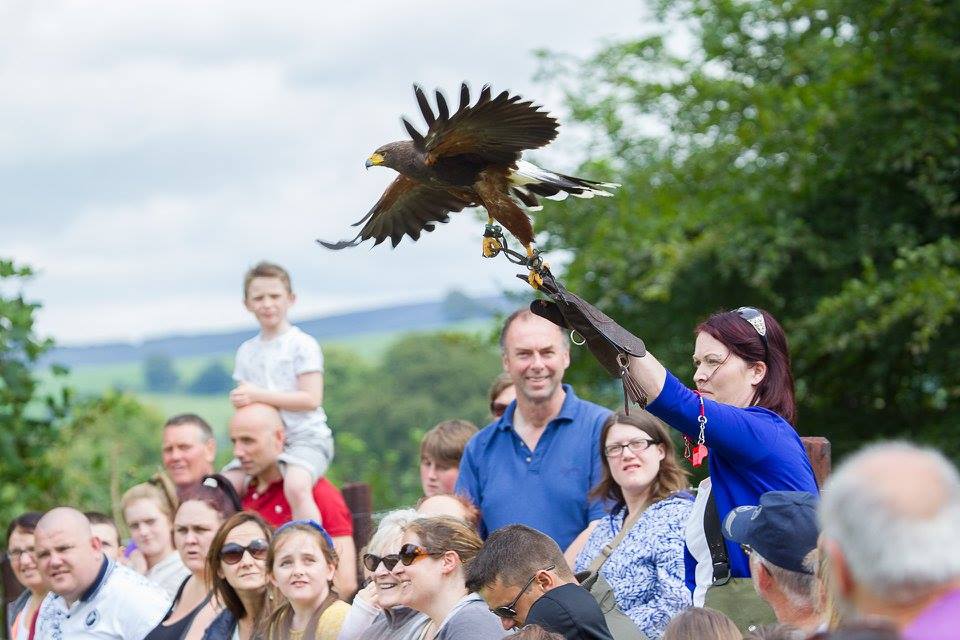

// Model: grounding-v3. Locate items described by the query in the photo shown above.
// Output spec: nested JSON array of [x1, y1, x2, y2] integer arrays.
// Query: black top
[[526, 583, 615, 640], [144, 577, 213, 640]]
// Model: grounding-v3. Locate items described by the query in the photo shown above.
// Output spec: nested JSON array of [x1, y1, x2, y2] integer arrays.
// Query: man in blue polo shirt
[[456, 309, 611, 555]]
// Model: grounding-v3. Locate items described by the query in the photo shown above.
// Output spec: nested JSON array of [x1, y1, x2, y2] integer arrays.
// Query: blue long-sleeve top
[[645, 371, 819, 597]]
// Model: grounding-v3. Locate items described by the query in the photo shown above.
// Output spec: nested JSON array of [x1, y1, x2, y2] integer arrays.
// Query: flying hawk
[[317, 83, 618, 285]]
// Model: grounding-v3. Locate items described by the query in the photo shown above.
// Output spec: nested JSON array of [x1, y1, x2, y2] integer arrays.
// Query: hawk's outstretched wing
[[317, 175, 475, 250], [402, 83, 559, 167]]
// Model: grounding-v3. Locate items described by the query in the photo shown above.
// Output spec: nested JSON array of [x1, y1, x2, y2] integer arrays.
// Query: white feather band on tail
[[508, 160, 619, 205]]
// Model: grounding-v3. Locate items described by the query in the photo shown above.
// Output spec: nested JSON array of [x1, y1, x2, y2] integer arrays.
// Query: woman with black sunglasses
[[393, 516, 506, 640], [338, 509, 429, 640], [201, 512, 273, 640], [534, 296, 819, 629]]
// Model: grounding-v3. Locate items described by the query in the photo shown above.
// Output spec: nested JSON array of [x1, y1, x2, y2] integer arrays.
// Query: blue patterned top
[[574, 494, 694, 640]]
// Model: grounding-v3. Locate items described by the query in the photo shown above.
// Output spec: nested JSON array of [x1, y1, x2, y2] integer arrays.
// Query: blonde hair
[[662, 607, 741, 640], [121, 473, 179, 526], [264, 523, 340, 640], [403, 516, 482, 570]]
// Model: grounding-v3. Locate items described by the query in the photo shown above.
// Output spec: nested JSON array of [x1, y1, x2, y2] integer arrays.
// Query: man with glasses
[[722, 491, 822, 635], [456, 309, 611, 558], [466, 525, 614, 640]]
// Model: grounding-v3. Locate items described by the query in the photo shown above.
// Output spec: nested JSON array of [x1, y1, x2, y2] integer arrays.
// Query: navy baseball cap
[[722, 490, 819, 574]]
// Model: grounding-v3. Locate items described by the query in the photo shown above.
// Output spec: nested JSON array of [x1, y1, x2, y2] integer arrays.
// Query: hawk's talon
[[528, 270, 544, 289], [482, 236, 503, 258]]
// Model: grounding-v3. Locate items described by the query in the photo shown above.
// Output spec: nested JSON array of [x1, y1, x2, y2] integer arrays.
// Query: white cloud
[[2, 0, 648, 343]]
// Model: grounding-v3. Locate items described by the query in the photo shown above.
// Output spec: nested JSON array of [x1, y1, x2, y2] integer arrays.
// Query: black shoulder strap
[[704, 487, 731, 586]]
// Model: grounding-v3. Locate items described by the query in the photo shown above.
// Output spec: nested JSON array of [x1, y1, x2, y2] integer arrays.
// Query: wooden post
[[341, 482, 374, 598], [801, 436, 832, 488]]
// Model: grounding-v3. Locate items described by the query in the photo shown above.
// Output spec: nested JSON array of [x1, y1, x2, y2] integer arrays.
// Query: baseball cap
[[722, 490, 819, 574]]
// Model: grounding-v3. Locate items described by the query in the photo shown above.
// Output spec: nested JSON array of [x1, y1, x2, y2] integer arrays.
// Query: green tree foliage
[[325, 333, 502, 508], [536, 0, 959, 461], [188, 359, 235, 395], [47, 392, 166, 526], [144, 353, 180, 392], [0, 259, 71, 525]]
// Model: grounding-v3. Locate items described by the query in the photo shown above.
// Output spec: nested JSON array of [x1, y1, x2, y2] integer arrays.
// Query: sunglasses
[[220, 539, 269, 565], [490, 565, 556, 620], [397, 543, 443, 566], [735, 306, 769, 360], [362, 553, 401, 572], [490, 401, 509, 417]]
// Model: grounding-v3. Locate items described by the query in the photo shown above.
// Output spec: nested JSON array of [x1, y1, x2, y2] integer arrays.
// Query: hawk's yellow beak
[[365, 153, 384, 169]]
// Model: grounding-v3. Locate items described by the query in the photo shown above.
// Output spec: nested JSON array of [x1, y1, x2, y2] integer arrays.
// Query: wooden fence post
[[801, 436, 832, 488], [341, 482, 374, 597]]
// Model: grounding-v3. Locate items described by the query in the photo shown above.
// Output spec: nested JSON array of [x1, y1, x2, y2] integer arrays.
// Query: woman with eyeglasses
[[5, 512, 47, 640], [145, 477, 239, 640], [122, 474, 190, 597], [393, 516, 506, 640], [202, 512, 273, 640], [534, 297, 818, 626], [263, 520, 350, 640], [338, 509, 430, 640], [573, 410, 693, 639]]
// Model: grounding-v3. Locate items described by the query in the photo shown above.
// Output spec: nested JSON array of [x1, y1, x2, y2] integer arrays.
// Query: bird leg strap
[[482, 224, 545, 269], [520, 266, 649, 412]]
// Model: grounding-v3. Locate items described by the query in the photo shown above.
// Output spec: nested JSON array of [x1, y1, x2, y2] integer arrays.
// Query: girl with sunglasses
[[574, 411, 693, 639], [263, 520, 349, 640], [394, 516, 506, 640], [202, 512, 273, 640], [339, 509, 429, 640], [145, 477, 239, 640]]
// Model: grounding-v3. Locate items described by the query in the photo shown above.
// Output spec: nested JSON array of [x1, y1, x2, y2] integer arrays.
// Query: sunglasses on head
[[362, 553, 401, 572], [735, 306, 769, 360], [397, 543, 443, 566], [220, 539, 269, 565], [490, 565, 556, 620]]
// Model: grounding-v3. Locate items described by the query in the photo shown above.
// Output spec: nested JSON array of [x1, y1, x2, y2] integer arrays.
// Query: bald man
[[820, 442, 960, 639], [33, 507, 169, 639], [230, 403, 358, 598]]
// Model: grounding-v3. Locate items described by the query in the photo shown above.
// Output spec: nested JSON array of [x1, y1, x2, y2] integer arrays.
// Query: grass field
[[37, 317, 497, 426]]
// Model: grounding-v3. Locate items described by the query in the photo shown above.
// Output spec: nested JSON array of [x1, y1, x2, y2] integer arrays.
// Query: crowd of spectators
[[3, 262, 959, 640]]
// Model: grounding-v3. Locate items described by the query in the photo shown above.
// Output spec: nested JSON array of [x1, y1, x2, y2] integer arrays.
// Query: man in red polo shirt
[[229, 402, 357, 599]]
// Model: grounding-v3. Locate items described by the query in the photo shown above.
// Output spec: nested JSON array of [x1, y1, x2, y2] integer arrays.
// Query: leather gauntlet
[[522, 267, 649, 410]]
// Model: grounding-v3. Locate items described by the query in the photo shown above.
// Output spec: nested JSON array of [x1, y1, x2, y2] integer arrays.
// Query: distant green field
[[37, 316, 497, 419]]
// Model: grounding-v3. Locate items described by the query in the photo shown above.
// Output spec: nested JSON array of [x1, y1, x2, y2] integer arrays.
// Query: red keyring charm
[[685, 391, 709, 468]]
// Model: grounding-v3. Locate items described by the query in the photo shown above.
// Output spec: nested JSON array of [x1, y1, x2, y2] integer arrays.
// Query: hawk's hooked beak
[[365, 153, 384, 170]]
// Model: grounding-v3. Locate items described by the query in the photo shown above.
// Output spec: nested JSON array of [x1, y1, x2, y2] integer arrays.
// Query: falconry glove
[[522, 266, 649, 411]]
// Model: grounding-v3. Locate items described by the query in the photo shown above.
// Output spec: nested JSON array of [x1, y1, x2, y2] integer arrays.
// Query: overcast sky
[[2, 0, 648, 345]]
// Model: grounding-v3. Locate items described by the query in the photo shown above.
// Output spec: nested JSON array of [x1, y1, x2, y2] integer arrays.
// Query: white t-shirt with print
[[233, 325, 331, 440], [35, 558, 170, 640]]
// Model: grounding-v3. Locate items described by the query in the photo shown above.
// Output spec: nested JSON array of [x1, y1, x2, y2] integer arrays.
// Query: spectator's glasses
[[489, 565, 556, 619], [603, 438, 660, 458], [735, 306, 768, 361], [220, 539, 269, 565], [397, 543, 444, 566], [490, 402, 509, 417], [363, 553, 401, 572], [7, 546, 35, 563]]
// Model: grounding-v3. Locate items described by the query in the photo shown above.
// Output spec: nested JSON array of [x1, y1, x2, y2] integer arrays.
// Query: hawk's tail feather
[[508, 160, 619, 203]]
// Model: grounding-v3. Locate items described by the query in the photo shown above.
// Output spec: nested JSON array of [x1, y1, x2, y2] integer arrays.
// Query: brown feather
[[475, 168, 535, 247]]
